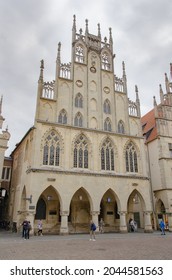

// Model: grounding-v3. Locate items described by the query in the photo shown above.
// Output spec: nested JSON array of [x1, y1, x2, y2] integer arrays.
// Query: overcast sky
[[0, 0, 172, 156]]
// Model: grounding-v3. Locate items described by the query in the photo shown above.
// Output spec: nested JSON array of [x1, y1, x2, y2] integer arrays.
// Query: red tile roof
[[141, 109, 158, 143]]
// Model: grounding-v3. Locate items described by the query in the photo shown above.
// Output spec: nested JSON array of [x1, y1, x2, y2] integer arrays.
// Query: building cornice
[[26, 167, 149, 181], [36, 120, 144, 140]]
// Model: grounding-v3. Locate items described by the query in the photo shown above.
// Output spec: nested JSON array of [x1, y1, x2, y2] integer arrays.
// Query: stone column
[[119, 211, 128, 233], [60, 211, 69, 235], [144, 211, 153, 233], [91, 211, 99, 230], [167, 213, 172, 232]]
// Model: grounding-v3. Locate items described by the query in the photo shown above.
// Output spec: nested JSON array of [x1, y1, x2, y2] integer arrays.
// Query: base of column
[[120, 227, 128, 233], [144, 229, 153, 233], [60, 227, 69, 235]]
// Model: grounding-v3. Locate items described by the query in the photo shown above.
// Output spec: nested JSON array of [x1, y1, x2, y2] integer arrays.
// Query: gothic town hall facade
[[9, 16, 153, 234]]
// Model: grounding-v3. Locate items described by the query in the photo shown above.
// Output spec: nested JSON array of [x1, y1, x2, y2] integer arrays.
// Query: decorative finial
[[159, 84, 164, 103], [153, 96, 157, 107], [135, 85, 139, 101], [122, 61, 126, 76], [39, 59, 44, 81], [57, 42, 61, 64], [72, 15, 76, 31], [109, 27, 113, 43], [170, 63, 172, 81], [98, 23, 101, 37], [85, 19, 89, 34]]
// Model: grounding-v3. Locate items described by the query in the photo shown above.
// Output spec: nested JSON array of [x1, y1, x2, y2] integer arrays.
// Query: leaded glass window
[[75, 93, 83, 108], [125, 142, 138, 172], [58, 109, 67, 124], [74, 112, 83, 127], [118, 120, 125, 134], [104, 118, 111, 131], [104, 99, 111, 114], [101, 138, 114, 171], [73, 135, 88, 168], [43, 130, 60, 166]]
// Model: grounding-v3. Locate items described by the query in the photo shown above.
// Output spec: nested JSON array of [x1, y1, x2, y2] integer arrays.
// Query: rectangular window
[[1, 167, 11, 181]]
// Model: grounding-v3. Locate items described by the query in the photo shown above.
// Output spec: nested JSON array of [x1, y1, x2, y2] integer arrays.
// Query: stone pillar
[[119, 211, 128, 233], [167, 213, 172, 232], [91, 211, 99, 230], [144, 211, 153, 233], [60, 211, 69, 235]]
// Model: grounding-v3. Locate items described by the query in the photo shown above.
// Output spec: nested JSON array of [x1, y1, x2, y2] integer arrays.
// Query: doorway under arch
[[34, 186, 61, 234], [100, 189, 120, 232], [155, 199, 168, 230], [127, 190, 145, 230], [69, 188, 91, 233]]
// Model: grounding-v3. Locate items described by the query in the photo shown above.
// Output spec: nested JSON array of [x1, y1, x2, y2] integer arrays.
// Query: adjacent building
[[142, 64, 172, 231]]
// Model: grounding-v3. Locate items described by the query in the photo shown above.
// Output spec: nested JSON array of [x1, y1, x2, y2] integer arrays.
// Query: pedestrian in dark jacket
[[89, 220, 96, 241], [22, 220, 29, 240]]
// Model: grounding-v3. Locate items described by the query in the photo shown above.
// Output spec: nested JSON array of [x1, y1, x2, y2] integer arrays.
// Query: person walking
[[37, 220, 43, 236], [129, 218, 135, 232], [159, 219, 166, 235], [99, 218, 104, 233], [21, 219, 29, 240], [27, 221, 32, 239], [89, 220, 96, 241]]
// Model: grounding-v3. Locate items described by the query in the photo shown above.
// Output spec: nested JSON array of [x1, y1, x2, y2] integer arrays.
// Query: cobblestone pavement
[[0, 230, 172, 260]]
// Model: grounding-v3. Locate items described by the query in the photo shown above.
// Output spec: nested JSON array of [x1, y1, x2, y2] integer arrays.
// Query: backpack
[[92, 223, 96, 231]]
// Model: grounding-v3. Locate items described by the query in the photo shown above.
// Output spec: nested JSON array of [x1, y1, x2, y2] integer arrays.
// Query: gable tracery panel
[[125, 142, 138, 173], [101, 138, 114, 171], [42, 130, 61, 166], [75, 44, 84, 63], [101, 51, 110, 71], [73, 134, 89, 169]]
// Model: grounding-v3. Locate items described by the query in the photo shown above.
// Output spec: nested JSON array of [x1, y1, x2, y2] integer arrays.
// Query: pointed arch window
[[104, 118, 112, 131], [74, 112, 83, 127], [58, 109, 67, 124], [101, 52, 110, 70], [101, 138, 114, 171], [104, 99, 111, 114], [118, 120, 125, 134], [73, 135, 88, 168], [43, 130, 61, 166], [75, 45, 84, 63], [125, 142, 138, 173], [75, 93, 83, 108]]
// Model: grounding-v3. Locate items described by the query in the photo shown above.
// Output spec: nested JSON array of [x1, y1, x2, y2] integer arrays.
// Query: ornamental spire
[[72, 15, 76, 43], [39, 59, 44, 82], [85, 19, 89, 34], [98, 23, 101, 38]]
